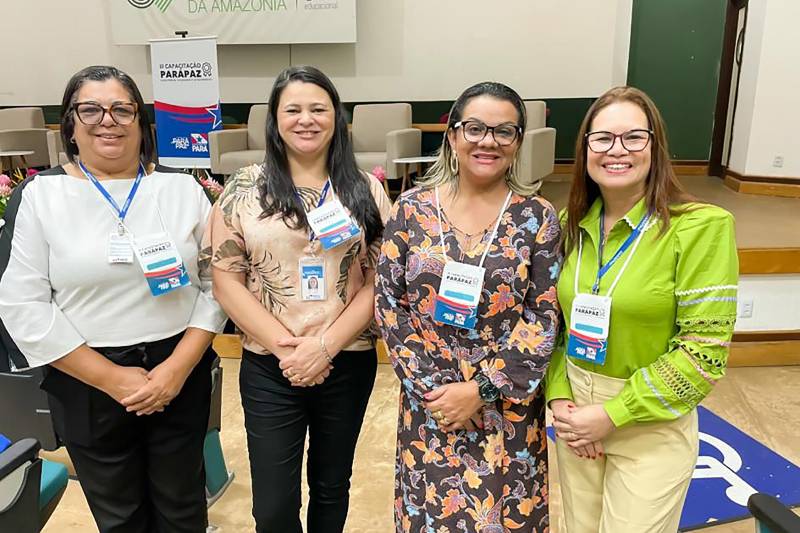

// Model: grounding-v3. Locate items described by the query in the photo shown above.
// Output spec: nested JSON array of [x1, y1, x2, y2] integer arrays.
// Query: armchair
[[351, 103, 420, 183], [209, 104, 268, 176], [0, 108, 60, 171], [0, 437, 68, 533], [517, 101, 556, 189]]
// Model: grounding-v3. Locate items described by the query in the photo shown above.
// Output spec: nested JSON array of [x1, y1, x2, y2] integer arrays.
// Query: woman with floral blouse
[[206, 66, 391, 532], [375, 82, 560, 532]]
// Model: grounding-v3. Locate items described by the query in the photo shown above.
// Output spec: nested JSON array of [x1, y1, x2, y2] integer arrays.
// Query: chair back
[[524, 101, 547, 130], [351, 103, 412, 153], [0, 108, 45, 130], [246, 104, 269, 151]]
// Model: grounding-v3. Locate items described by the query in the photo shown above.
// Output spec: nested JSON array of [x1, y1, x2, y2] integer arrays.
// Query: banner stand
[[149, 36, 222, 169]]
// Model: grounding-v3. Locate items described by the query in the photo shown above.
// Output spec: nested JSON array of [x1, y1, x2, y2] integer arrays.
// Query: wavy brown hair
[[563, 86, 694, 255]]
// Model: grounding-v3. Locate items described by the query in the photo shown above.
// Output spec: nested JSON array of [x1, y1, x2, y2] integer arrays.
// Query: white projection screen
[[110, 0, 357, 45]]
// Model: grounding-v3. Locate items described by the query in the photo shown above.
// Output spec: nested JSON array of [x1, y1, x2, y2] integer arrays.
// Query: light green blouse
[[545, 197, 738, 427]]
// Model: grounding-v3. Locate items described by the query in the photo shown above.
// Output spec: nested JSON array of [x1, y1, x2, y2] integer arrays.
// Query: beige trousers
[[556, 360, 698, 533]]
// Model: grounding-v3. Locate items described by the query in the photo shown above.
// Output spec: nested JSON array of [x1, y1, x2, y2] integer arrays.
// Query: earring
[[449, 150, 459, 174], [505, 157, 517, 181]]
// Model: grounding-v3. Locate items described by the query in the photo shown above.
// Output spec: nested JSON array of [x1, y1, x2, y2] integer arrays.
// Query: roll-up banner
[[149, 36, 222, 168]]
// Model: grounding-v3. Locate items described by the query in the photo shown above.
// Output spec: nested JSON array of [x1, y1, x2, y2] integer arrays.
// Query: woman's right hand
[[104, 366, 150, 405], [550, 399, 604, 459]]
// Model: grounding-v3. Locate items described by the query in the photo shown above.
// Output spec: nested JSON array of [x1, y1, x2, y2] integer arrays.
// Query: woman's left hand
[[552, 403, 616, 448], [278, 336, 332, 387], [121, 360, 191, 415], [425, 382, 485, 432]]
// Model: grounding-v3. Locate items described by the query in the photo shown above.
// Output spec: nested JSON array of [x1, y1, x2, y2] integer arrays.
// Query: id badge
[[566, 293, 612, 365], [306, 200, 361, 250], [434, 261, 485, 330], [299, 256, 326, 301], [108, 232, 133, 264], [132, 232, 191, 297]]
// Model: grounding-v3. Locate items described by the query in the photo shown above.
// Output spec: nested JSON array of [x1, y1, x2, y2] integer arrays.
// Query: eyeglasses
[[73, 102, 138, 126], [453, 120, 522, 146], [585, 129, 653, 153]]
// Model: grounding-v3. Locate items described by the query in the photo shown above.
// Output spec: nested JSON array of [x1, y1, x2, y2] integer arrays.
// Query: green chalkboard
[[627, 0, 728, 160]]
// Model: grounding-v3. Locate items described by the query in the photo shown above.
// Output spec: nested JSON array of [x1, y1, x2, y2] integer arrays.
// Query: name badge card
[[434, 261, 485, 330], [306, 200, 361, 250], [299, 256, 326, 301], [108, 232, 134, 264], [566, 293, 612, 365], [132, 233, 191, 297]]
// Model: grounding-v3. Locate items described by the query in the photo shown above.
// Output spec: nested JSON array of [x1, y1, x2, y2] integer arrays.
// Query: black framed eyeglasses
[[73, 102, 138, 126], [453, 120, 522, 146], [585, 129, 653, 153]]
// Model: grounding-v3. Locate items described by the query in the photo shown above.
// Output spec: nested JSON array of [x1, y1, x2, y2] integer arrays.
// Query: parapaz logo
[[128, 0, 173, 12]]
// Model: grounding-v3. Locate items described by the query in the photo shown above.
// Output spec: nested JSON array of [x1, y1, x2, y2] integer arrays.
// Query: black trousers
[[240, 348, 378, 533], [41, 332, 213, 533]]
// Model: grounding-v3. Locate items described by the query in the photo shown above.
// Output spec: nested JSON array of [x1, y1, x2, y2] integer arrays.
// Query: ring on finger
[[441, 416, 450, 425]]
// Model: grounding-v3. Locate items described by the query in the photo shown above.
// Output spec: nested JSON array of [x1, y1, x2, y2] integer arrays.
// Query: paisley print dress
[[375, 187, 561, 533]]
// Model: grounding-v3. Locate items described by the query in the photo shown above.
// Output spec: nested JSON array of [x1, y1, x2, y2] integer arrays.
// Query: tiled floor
[[43, 359, 800, 532]]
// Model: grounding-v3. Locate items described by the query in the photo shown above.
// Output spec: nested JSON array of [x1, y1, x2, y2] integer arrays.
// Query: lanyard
[[297, 179, 331, 242], [79, 161, 145, 227], [434, 187, 512, 269], [575, 210, 651, 296]]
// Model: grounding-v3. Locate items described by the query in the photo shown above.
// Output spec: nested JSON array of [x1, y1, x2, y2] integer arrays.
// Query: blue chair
[[0, 436, 68, 533], [748, 493, 800, 533], [205, 357, 235, 507], [0, 355, 235, 517]]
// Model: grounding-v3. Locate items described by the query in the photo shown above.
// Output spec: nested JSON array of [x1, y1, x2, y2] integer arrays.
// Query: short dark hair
[[258, 65, 384, 245], [60, 65, 155, 164]]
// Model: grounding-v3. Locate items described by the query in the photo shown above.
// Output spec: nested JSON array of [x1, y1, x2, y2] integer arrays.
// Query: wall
[[728, 0, 800, 179], [736, 275, 800, 332], [0, 0, 632, 105]]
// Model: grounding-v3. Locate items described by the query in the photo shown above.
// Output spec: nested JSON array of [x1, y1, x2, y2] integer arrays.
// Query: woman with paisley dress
[[375, 82, 561, 533]]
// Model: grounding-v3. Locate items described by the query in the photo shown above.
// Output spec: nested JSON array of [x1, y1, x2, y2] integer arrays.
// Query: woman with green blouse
[[545, 86, 738, 533]]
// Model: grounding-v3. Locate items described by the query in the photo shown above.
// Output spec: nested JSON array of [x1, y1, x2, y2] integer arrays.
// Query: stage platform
[[539, 174, 800, 275]]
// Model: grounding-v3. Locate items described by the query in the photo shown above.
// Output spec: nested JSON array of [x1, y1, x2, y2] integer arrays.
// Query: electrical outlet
[[773, 155, 784, 168], [738, 298, 754, 319]]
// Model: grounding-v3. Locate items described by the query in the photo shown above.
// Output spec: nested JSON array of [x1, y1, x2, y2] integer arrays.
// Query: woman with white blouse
[[0, 65, 227, 533]]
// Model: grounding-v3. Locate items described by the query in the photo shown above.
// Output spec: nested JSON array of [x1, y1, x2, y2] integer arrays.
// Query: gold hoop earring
[[449, 150, 459, 174]]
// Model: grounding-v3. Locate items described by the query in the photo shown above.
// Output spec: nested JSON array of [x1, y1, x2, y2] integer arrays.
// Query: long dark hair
[[563, 86, 694, 255], [60, 65, 155, 164], [258, 65, 384, 245]]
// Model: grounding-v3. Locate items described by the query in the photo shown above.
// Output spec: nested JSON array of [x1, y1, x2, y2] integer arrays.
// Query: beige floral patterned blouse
[[204, 164, 392, 354]]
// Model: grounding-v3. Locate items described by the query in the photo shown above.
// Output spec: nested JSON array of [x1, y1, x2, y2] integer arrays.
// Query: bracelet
[[320, 336, 334, 365]]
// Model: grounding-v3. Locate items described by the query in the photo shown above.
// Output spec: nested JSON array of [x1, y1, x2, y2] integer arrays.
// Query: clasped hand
[[424, 381, 485, 432], [277, 336, 332, 387], [107, 361, 191, 416], [551, 400, 615, 459]]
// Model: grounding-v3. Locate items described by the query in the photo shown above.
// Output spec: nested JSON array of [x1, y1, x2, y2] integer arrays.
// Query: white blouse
[[0, 165, 227, 370]]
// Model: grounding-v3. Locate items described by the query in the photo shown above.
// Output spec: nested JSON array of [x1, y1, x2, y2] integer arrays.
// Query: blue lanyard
[[79, 161, 145, 224], [593, 209, 650, 294], [296, 179, 331, 242]]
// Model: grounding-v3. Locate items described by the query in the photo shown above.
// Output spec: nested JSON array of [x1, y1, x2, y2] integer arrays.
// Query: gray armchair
[[351, 103, 420, 181], [517, 101, 556, 188], [0, 108, 60, 170], [209, 104, 268, 176]]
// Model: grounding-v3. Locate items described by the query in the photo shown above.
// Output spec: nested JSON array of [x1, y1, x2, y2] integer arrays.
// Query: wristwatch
[[474, 373, 500, 404]]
